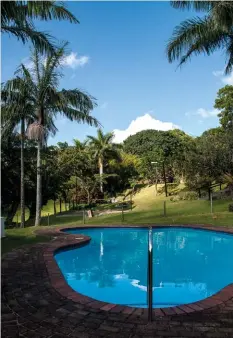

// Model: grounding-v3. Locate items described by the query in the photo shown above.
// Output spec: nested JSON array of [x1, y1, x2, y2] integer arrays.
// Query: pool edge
[[40, 224, 233, 318]]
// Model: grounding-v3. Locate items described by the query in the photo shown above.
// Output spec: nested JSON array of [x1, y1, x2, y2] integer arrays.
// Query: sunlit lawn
[[3, 184, 233, 255]]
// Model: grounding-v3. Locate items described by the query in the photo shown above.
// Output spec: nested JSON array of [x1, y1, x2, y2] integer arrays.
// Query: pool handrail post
[[148, 226, 153, 322]]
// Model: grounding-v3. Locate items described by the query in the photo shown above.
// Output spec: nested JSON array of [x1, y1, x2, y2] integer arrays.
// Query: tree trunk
[[154, 178, 158, 196], [87, 190, 90, 205], [35, 140, 42, 226], [60, 198, 62, 213], [180, 172, 185, 184], [75, 176, 78, 206], [53, 198, 57, 215], [20, 118, 25, 228], [163, 162, 168, 197], [99, 158, 104, 193], [25, 201, 36, 226]]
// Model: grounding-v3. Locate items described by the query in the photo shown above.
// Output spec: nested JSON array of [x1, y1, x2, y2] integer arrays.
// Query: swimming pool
[[54, 227, 233, 308]]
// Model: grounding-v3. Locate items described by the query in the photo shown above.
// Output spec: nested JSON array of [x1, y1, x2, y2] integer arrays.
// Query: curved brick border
[[2, 224, 233, 337], [39, 224, 233, 318]]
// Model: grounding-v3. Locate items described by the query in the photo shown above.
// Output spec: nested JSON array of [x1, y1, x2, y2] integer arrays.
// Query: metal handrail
[[147, 226, 153, 321]]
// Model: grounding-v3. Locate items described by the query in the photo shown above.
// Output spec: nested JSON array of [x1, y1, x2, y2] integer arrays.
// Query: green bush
[[170, 191, 198, 202], [229, 203, 233, 212], [179, 191, 198, 201], [73, 203, 96, 210], [170, 195, 181, 202]]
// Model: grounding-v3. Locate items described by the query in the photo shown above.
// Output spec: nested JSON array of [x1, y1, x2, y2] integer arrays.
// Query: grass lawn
[[2, 184, 233, 255]]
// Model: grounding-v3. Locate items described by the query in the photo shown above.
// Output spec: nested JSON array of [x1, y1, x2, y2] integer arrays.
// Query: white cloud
[[100, 102, 108, 109], [212, 70, 224, 77], [113, 113, 180, 144], [196, 108, 218, 118], [222, 72, 233, 85], [186, 108, 218, 119], [62, 52, 89, 69], [213, 69, 233, 85]]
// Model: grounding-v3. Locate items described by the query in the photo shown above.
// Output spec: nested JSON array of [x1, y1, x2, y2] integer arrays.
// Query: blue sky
[[2, 1, 232, 145]]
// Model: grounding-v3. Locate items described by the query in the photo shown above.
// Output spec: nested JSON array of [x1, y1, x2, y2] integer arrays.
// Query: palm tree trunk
[[35, 140, 42, 226], [20, 118, 25, 228], [99, 158, 104, 193], [53, 198, 57, 215]]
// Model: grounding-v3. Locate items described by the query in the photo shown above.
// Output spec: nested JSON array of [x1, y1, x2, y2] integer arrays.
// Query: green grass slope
[[2, 184, 233, 254]]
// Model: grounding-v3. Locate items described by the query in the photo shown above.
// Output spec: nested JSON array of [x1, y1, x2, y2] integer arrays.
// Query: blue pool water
[[55, 227, 233, 308]]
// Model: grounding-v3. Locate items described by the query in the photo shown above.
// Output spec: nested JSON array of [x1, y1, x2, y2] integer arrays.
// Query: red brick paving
[[2, 224, 233, 337]]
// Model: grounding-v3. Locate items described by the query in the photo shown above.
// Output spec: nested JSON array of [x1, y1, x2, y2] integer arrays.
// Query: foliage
[[1, 1, 79, 54], [184, 128, 232, 190], [2, 46, 99, 226], [86, 129, 121, 193], [167, 1, 233, 74], [124, 129, 194, 183], [214, 85, 233, 131], [170, 191, 198, 202], [87, 129, 121, 164], [1, 135, 37, 224], [229, 204, 233, 212], [107, 152, 141, 195]]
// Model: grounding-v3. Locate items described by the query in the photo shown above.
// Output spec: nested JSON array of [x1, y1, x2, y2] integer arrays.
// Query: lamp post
[[151, 162, 158, 196]]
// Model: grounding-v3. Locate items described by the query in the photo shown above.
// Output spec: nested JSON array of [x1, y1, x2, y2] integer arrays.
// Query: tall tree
[[167, 1, 233, 74], [2, 80, 36, 228], [214, 85, 233, 131], [1, 1, 79, 54], [4, 46, 99, 226], [87, 129, 121, 194]]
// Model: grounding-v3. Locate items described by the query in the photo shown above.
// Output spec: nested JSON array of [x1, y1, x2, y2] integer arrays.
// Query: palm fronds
[[167, 1, 233, 74], [1, 1, 79, 53]]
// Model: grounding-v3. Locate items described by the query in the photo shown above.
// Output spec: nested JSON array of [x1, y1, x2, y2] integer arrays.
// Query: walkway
[[2, 225, 233, 337]]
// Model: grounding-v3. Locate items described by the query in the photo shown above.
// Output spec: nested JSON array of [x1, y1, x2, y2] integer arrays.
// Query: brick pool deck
[[2, 224, 233, 337]]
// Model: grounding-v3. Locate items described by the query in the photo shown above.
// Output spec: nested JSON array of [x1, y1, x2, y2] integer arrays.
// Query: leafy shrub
[[170, 191, 198, 202], [229, 203, 233, 212], [179, 191, 198, 201], [73, 203, 96, 210], [170, 195, 181, 202], [95, 199, 109, 204]]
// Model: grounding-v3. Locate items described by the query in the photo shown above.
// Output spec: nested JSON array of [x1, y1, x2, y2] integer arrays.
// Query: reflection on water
[[55, 228, 233, 307]]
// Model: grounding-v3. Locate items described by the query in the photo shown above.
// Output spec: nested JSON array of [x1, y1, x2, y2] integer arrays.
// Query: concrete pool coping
[[40, 224, 233, 318]]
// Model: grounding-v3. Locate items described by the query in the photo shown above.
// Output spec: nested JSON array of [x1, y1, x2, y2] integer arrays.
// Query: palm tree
[[1, 1, 79, 54], [4, 46, 99, 226], [167, 1, 233, 74], [73, 139, 87, 151], [2, 81, 35, 228], [86, 129, 121, 194], [2, 79, 57, 228]]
